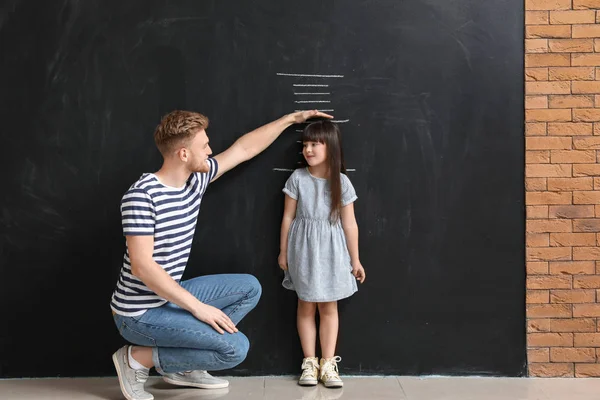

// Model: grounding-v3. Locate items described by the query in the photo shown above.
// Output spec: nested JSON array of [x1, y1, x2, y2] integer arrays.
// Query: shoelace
[[135, 368, 149, 383], [301, 360, 318, 378], [321, 357, 341, 381]]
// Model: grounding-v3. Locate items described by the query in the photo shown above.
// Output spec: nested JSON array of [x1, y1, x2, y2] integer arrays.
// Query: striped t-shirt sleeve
[[121, 187, 155, 236], [207, 157, 219, 182], [193, 157, 219, 193]]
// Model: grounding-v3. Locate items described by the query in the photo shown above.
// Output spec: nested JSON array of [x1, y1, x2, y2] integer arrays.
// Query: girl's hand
[[352, 261, 366, 283], [278, 252, 288, 271]]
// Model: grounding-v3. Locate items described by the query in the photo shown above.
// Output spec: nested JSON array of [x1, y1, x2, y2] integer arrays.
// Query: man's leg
[[112, 344, 154, 400], [181, 273, 262, 325], [131, 347, 153, 368], [124, 274, 261, 373], [113, 273, 261, 398]]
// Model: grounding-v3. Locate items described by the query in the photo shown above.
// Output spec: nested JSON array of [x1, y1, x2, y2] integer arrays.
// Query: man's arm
[[211, 110, 332, 182], [126, 235, 238, 334]]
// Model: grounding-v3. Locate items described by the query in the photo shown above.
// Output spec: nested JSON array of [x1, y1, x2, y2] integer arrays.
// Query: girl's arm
[[341, 203, 366, 283], [278, 194, 297, 270]]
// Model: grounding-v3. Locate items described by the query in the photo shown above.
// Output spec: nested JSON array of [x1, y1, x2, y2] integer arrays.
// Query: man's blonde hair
[[154, 110, 209, 155]]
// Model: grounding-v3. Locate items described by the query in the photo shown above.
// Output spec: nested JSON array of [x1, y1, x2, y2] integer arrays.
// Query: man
[[110, 109, 332, 400]]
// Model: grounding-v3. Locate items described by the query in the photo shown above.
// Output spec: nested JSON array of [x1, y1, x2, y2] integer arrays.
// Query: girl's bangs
[[301, 124, 327, 143]]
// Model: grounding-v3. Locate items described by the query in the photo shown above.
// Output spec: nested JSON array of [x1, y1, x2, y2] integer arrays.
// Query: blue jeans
[[113, 274, 261, 373]]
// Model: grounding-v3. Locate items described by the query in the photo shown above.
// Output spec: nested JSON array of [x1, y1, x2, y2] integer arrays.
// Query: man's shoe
[[112, 346, 154, 400], [163, 370, 229, 389]]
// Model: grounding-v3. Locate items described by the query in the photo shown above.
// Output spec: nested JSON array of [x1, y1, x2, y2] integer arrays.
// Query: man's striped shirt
[[110, 158, 218, 316]]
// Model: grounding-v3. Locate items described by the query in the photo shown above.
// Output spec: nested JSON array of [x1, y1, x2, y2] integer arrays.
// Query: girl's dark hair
[[301, 120, 346, 221]]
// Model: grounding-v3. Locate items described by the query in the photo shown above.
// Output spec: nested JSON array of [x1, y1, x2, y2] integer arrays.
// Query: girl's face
[[302, 140, 327, 167]]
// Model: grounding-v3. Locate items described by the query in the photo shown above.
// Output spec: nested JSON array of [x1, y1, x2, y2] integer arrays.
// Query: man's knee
[[242, 274, 262, 303], [250, 275, 262, 298], [221, 332, 250, 366]]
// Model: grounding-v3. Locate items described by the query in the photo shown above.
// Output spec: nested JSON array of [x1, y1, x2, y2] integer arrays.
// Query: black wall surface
[[0, 0, 526, 377]]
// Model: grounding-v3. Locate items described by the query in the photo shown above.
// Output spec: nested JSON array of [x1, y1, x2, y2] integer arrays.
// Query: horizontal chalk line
[[277, 73, 344, 78], [273, 168, 357, 172], [294, 84, 329, 87], [295, 109, 334, 112]]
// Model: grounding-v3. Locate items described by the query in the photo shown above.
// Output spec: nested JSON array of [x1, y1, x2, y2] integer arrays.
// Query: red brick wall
[[526, 0, 600, 377]]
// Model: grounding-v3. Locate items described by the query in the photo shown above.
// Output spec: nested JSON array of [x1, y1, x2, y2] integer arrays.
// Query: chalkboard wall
[[0, 0, 525, 377]]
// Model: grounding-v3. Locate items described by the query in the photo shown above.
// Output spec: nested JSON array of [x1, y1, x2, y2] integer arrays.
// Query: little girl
[[278, 120, 366, 388]]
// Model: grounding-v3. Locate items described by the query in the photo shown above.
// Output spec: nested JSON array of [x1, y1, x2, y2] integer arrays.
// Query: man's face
[[183, 129, 212, 173]]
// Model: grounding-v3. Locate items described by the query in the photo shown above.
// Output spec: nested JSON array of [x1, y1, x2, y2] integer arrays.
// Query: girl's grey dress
[[282, 168, 358, 302]]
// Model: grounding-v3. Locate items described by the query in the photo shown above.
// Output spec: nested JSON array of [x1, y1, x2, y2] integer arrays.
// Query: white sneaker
[[319, 356, 343, 388], [298, 357, 319, 386], [162, 370, 229, 389], [112, 346, 154, 400]]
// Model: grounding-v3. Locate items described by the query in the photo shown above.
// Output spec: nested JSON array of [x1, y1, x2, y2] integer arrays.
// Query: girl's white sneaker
[[319, 356, 343, 388], [298, 357, 319, 386]]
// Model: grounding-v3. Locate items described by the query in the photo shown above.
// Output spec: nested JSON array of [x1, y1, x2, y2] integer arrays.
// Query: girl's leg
[[316, 301, 343, 388], [297, 299, 318, 357], [317, 301, 339, 359]]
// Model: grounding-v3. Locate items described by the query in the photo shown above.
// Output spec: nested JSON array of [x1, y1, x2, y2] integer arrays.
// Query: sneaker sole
[[322, 381, 344, 388], [112, 352, 154, 400], [298, 379, 318, 386], [162, 376, 229, 389]]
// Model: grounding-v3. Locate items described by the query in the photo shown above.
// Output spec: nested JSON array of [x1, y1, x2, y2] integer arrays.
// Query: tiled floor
[[1, 376, 600, 399]]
